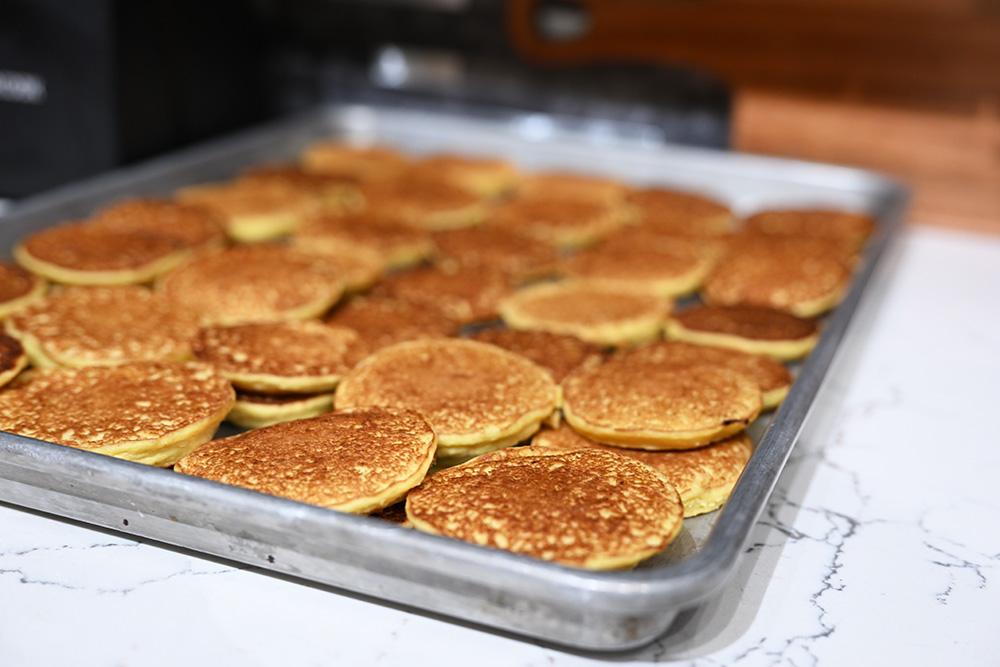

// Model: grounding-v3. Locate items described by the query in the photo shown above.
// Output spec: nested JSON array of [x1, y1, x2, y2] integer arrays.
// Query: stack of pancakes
[[0, 140, 874, 570]]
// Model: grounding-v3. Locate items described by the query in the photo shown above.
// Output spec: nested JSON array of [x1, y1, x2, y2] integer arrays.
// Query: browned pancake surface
[[0, 362, 233, 450], [193, 321, 360, 380], [0, 263, 42, 304], [362, 179, 482, 224], [8, 286, 199, 366], [744, 208, 874, 250], [176, 408, 435, 510], [628, 187, 733, 236], [487, 197, 619, 243], [433, 226, 559, 279], [533, 426, 752, 506], [628, 341, 791, 394], [471, 329, 601, 382], [0, 334, 25, 374], [674, 305, 817, 342], [702, 236, 850, 313], [562, 235, 708, 284], [374, 265, 509, 324], [19, 222, 183, 272], [296, 212, 430, 257], [517, 171, 626, 204], [562, 354, 760, 436], [407, 448, 682, 567], [301, 143, 409, 182], [503, 281, 667, 326], [325, 296, 458, 352], [90, 199, 226, 250], [159, 246, 343, 324], [336, 339, 557, 440]]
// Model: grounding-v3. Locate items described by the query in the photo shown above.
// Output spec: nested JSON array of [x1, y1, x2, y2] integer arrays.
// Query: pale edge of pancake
[[499, 300, 665, 348], [664, 319, 819, 361], [0, 277, 47, 319], [226, 393, 334, 429], [222, 369, 344, 394], [14, 243, 191, 286]]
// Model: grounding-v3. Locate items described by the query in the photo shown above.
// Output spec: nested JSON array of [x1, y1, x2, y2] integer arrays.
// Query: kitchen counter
[[1, 225, 997, 666]]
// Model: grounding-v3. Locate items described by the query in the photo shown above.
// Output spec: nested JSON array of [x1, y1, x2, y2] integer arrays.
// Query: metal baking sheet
[[0, 104, 906, 651]]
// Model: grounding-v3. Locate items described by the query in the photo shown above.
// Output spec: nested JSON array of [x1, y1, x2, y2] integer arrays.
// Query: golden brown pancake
[[701, 235, 852, 317], [532, 426, 752, 517], [0, 334, 27, 388], [192, 320, 361, 393], [628, 187, 734, 237], [361, 179, 489, 231], [176, 408, 437, 513], [516, 171, 627, 205], [158, 245, 344, 325], [15, 221, 188, 286], [6, 286, 199, 368], [744, 208, 875, 253], [373, 264, 510, 324], [498, 280, 669, 347], [486, 197, 626, 249], [301, 241, 386, 292], [0, 262, 46, 319], [561, 235, 714, 297], [293, 212, 433, 269], [335, 338, 559, 460], [667, 304, 819, 360], [301, 143, 410, 182], [627, 341, 792, 409], [470, 328, 601, 382], [238, 164, 363, 212], [406, 448, 683, 569], [432, 226, 559, 281], [561, 350, 761, 449], [325, 295, 459, 352], [227, 390, 334, 429], [176, 181, 320, 243], [0, 362, 234, 466], [407, 154, 519, 197], [89, 199, 227, 251]]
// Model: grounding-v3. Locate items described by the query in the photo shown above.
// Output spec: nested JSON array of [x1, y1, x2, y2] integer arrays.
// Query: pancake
[[516, 171, 627, 205], [561, 350, 761, 449], [89, 199, 227, 251], [498, 280, 669, 347], [406, 448, 683, 569], [667, 304, 819, 360], [486, 197, 626, 249], [374, 264, 510, 325], [301, 143, 410, 182], [0, 334, 27, 388], [176, 408, 436, 513], [238, 165, 363, 212], [0, 262, 46, 319], [303, 242, 386, 293], [470, 328, 601, 383], [407, 154, 519, 197], [227, 390, 335, 429], [532, 426, 753, 517], [176, 181, 320, 243], [628, 187, 734, 237], [335, 339, 559, 461], [0, 361, 234, 466], [293, 212, 433, 269], [432, 226, 560, 282], [6, 286, 199, 368], [744, 208, 875, 253], [158, 245, 344, 325], [192, 320, 361, 393], [362, 179, 490, 231], [561, 235, 714, 297], [627, 341, 792, 409], [15, 221, 188, 286], [701, 235, 852, 317], [325, 295, 459, 352]]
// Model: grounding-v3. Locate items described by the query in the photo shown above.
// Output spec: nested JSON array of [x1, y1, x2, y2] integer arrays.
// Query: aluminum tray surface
[[0, 105, 906, 651]]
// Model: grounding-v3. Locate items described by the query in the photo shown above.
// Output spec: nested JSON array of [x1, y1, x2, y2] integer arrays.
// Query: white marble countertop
[[1, 225, 998, 666]]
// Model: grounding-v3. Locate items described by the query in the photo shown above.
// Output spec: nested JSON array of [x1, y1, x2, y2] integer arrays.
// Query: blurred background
[[2, 0, 998, 230]]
